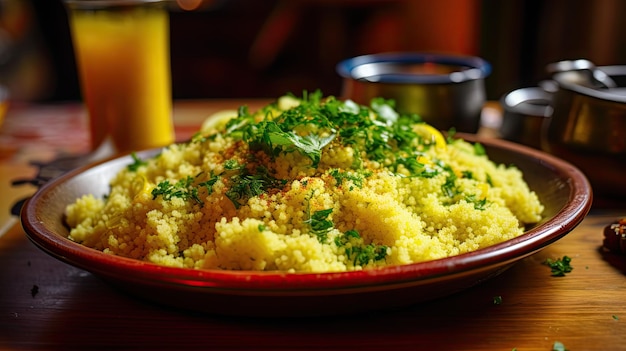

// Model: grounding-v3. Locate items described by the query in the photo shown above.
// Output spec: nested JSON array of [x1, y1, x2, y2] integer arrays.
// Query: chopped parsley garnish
[[225, 174, 265, 208], [225, 166, 285, 209], [285, 133, 336, 167], [393, 155, 426, 175], [127, 152, 147, 172], [198, 174, 220, 195], [334, 229, 388, 266], [442, 171, 460, 198], [353, 243, 389, 266], [493, 295, 503, 305], [329, 169, 365, 189], [446, 127, 457, 143], [225, 94, 338, 168], [462, 170, 474, 179], [473, 142, 486, 156], [543, 256, 573, 276], [486, 173, 494, 187], [239, 119, 335, 168], [222, 90, 442, 173], [465, 194, 488, 210], [152, 176, 203, 206], [370, 97, 399, 124], [224, 159, 243, 170], [190, 131, 217, 144], [305, 208, 334, 243]]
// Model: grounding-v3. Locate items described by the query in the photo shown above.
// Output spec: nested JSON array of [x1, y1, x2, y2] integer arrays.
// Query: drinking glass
[[64, 0, 174, 156]]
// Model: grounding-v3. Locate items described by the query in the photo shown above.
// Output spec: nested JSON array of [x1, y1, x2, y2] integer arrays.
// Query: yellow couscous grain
[[65, 93, 544, 273]]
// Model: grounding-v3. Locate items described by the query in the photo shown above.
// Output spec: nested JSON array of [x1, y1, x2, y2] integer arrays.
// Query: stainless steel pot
[[499, 86, 553, 149], [336, 53, 491, 133], [543, 65, 626, 201], [500, 60, 626, 202]]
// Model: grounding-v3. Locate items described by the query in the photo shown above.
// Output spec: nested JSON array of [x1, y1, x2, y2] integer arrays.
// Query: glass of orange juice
[[64, 0, 174, 156]]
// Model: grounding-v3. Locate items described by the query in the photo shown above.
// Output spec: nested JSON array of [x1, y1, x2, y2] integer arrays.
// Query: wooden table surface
[[0, 101, 625, 350]]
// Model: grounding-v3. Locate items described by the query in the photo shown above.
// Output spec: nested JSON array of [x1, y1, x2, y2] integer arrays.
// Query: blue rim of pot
[[336, 52, 491, 84]]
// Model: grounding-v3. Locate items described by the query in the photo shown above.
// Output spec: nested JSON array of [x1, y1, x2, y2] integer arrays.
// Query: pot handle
[[546, 59, 617, 89], [501, 85, 554, 118]]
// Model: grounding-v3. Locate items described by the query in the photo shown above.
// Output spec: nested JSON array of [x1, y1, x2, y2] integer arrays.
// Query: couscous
[[65, 92, 544, 273]]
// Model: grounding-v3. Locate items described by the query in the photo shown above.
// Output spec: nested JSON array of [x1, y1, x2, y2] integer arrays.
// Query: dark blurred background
[[0, 0, 625, 102]]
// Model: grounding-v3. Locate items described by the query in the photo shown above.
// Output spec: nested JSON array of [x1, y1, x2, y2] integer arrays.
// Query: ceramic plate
[[21, 134, 592, 317]]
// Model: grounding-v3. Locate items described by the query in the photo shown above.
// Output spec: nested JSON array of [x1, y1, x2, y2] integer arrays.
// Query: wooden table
[[1, 101, 625, 350]]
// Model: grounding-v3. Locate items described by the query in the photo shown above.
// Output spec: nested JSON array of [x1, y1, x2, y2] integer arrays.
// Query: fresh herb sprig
[[442, 171, 460, 198], [199, 174, 220, 195], [335, 229, 388, 266], [223, 91, 440, 172], [543, 256, 573, 276], [329, 169, 366, 189], [152, 176, 203, 206], [473, 142, 486, 156], [305, 208, 334, 243], [225, 166, 286, 209], [465, 194, 489, 210], [305, 207, 390, 265], [127, 153, 148, 172]]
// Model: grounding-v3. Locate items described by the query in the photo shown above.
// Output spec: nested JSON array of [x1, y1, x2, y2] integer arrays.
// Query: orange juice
[[66, 1, 174, 154]]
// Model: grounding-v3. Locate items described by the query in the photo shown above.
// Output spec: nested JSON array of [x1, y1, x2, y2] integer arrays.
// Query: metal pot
[[336, 53, 491, 133], [499, 85, 553, 149], [543, 65, 626, 201]]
